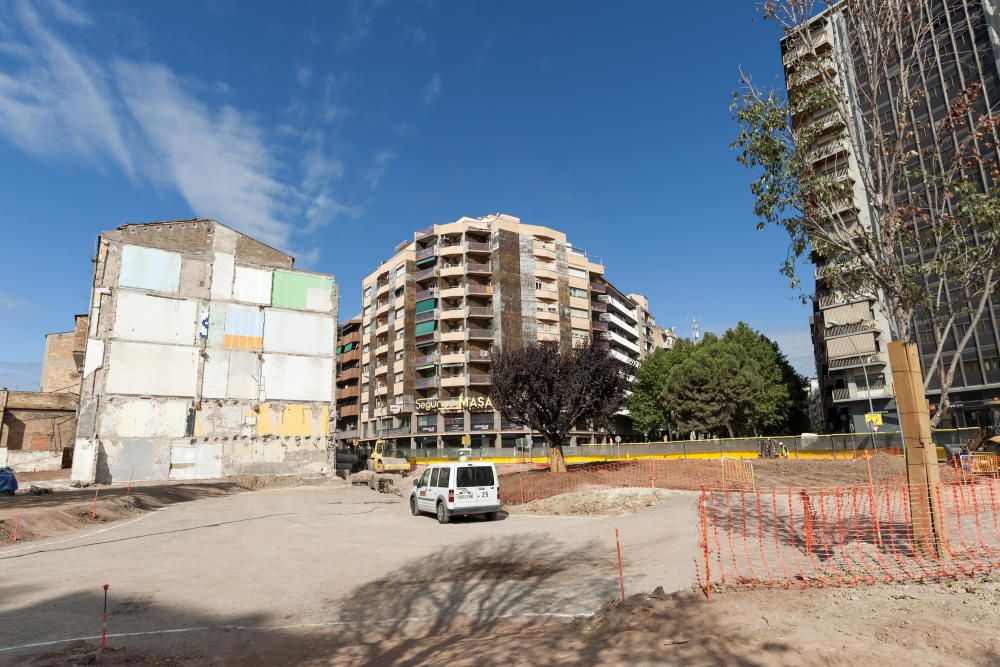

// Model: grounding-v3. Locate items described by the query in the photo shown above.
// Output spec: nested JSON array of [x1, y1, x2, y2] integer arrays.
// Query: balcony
[[537, 308, 559, 321], [414, 268, 437, 282], [441, 308, 465, 320], [415, 226, 435, 240], [338, 429, 359, 440], [441, 352, 465, 365], [375, 322, 389, 336], [440, 264, 465, 277], [468, 329, 493, 340], [441, 329, 467, 342], [415, 332, 439, 347], [339, 348, 361, 364], [589, 282, 606, 294], [415, 310, 437, 323], [376, 281, 390, 295], [590, 320, 608, 332], [466, 241, 491, 253], [414, 377, 440, 390], [467, 306, 494, 319], [590, 301, 607, 313], [374, 385, 388, 396], [828, 354, 886, 371], [441, 286, 465, 299], [468, 374, 492, 385], [831, 383, 887, 402], [415, 354, 438, 368], [415, 288, 438, 300], [440, 243, 464, 257], [441, 375, 467, 388], [466, 262, 491, 274], [383, 426, 412, 438], [416, 246, 437, 261], [467, 349, 491, 363], [337, 366, 360, 382], [374, 343, 389, 357], [533, 243, 556, 259], [373, 364, 388, 376], [466, 284, 493, 296], [338, 404, 359, 417]]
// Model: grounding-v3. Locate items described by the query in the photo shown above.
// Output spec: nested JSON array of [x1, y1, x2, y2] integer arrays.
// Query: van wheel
[[410, 497, 420, 516], [436, 501, 450, 524], [484, 512, 498, 521]]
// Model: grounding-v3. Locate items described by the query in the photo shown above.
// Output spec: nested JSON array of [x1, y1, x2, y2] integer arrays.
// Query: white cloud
[[0, 293, 28, 310], [423, 72, 441, 105], [0, 1, 133, 176], [366, 149, 395, 191], [0, 1, 361, 253], [766, 329, 817, 378], [339, 0, 386, 51]]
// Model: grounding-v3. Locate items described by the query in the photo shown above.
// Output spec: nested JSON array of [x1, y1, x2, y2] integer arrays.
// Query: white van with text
[[410, 462, 500, 524]]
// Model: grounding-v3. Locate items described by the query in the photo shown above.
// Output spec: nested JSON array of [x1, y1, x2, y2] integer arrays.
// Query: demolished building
[[71, 219, 339, 484]]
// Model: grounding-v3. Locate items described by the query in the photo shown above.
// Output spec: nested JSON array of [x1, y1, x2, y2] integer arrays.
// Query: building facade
[[72, 219, 339, 484], [788, 0, 1000, 433], [335, 315, 362, 445], [356, 213, 663, 450]]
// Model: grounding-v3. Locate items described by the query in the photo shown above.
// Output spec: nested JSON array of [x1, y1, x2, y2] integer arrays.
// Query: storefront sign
[[416, 395, 494, 412]]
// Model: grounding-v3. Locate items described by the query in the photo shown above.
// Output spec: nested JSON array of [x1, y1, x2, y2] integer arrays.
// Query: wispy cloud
[[295, 64, 312, 88], [366, 149, 395, 191], [405, 25, 427, 46], [0, 0, 357, 252], [339, 0, 386, 52], [423, 72, 441, 105], [0, 293, 29, 310]]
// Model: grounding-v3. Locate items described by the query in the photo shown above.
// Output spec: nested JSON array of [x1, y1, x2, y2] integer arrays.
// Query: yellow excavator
[[367, 439, 411, 476], [964, 398, 1000, 454]]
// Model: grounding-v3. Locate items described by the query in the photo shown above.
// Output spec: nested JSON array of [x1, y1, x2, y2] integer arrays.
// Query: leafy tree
[[627, 339, 694, 438], [490, 339, 629, 472], [733, 0, 1000, 426]]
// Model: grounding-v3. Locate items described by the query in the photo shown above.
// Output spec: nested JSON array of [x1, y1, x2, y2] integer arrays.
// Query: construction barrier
[[721, 457, 755, 491], [695, 479, 1000, 593]]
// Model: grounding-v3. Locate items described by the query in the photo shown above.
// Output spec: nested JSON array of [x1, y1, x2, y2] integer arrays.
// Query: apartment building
[[72, 219, 339, 483], [335, 315, 362, 445], [628, 293, 667, 359], [786, 0, 1000, 433], [357, 213, 662, 450]]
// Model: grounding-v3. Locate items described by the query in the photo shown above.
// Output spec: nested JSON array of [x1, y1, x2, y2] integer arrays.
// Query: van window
[[457, 466, 495, 487], [430, 468, 440, 487], [438, 467, 451, 488], [417, 469, 431, 488]]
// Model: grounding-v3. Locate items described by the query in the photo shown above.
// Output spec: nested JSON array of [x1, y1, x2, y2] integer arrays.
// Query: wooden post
[[887, 341, 948, 559]]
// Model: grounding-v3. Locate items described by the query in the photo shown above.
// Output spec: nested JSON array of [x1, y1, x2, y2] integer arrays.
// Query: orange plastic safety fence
[[696, 479, 1000, 595]]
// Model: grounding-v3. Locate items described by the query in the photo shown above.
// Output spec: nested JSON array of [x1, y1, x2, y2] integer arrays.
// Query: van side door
[[416, 468, 435, 511]]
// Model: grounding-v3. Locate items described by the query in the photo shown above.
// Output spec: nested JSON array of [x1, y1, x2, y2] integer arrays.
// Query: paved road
[[0, 484, 698, 662]]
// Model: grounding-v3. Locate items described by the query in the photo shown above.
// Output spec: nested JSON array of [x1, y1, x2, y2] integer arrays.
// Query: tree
[[733, 0, 1000, 426], [653, 325, 808, 438], [490, 339, 629, 472], [627, 339, 695, 438]]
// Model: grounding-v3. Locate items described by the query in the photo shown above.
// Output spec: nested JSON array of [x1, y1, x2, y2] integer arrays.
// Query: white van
[[410, 462, 500, 524]]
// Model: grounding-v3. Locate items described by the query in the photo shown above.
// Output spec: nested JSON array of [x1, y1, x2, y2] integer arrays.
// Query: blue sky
[[0, 0, 815, 390]]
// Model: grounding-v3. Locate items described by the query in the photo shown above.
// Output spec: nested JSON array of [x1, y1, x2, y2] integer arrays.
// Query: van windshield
[[456, 466, 494, 487]]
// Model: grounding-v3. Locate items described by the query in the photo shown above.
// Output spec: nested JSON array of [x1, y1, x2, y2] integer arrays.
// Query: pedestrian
[[780, 442, 789, 458]]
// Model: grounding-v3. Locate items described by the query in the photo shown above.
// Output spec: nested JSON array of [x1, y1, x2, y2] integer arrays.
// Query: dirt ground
[[19, 577, 1000, 666], [506, 488, 683, 516], [0, 475, 336, 546]]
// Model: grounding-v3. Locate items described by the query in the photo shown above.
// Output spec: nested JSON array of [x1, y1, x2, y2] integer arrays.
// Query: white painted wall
[[233, 266, 272, 305], [263, 310, 335, 356], [112, 292, 198, 345], [202, 350, 259, 400], [210, 252, 235, 300], [98, 398, 189, 438], [119, 245, 181, 293], [105, 341, 199, 397], [83, 339, 104, 378], [261, 354, 333, 402]]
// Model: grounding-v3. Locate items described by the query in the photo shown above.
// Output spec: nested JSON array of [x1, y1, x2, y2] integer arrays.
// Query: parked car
[[410, 462, 499, 524]]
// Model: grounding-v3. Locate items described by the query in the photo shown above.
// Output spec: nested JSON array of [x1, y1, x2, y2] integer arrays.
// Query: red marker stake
[[12, 511, 19, 543], [127, 468, 134, 496], [101, 584, 109, 650], [615, 529, 625, 602], [92, 488, 99, 519]]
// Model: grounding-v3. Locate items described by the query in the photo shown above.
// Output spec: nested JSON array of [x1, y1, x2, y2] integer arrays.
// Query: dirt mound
[[23, 640, 213, 666], [505, 487, 682, 516]]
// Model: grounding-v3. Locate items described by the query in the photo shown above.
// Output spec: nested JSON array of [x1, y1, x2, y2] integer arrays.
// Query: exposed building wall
[[40, 331, 82, 394], [0, 391, 77, 472], [72, 219, 339, 484]]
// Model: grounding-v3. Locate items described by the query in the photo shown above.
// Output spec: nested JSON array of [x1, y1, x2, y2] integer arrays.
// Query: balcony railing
[[466, 241, 491, 253], [415, 310, 437, 323], [590, 320, 608, 331], [467, 350, 491, 363], [415, 354, 439, 367], [468, 329, 493, 340], [414, 268, 437, 282], [590, 301, 607, 313], [466, 284, 492, 296], [415, 226, 435, 239], [466, 262, 491, 274], [414, 377, 440, 389], [415, 332, 439, 346], [415, 288, 438, 301], [589, 282, 607, 294], [828, 354, 886, 370], [468, 374, 492, 385], [338, 429, 359, 440], [338, 404, 359, 417], [416, 246, 437, 260], [467, 306, 494, 318]]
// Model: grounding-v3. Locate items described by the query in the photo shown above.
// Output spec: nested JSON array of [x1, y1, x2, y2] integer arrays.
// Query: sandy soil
[[506, 488, 684, 516], [21, 578, 1000, 666]]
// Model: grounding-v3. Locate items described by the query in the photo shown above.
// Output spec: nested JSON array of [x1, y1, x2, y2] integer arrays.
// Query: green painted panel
[[415, 255, 437, 266], [415, 298, 437, 314], [415, 321, 436, 336], [271, 270, 334, 310]]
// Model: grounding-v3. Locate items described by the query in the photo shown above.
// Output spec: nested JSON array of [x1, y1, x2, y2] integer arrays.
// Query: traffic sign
[[864, 413, 883, 427]]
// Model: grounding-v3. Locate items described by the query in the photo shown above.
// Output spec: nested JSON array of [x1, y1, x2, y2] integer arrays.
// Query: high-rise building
[[784, 0, 1000, 433], [335, 315, 362, 446], [357, 213, 663, 450]]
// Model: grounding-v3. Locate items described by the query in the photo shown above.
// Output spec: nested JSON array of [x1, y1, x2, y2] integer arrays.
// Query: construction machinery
[[367, 439, 411, 475], [964, 398, 1000, 454]]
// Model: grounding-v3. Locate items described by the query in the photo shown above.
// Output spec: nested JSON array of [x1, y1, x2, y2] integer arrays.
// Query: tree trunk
[[548, 442, 568, 473]]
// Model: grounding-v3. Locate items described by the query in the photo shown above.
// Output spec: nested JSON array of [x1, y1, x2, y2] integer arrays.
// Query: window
[[457, 466, 495, 488], [417, 414, 437, 433], [394, 372, 404, 383], [436, 467, 451, 488], [417, 469, 431, 488], [471, 412, 494, 431], [363, 344, 370, 354], [395, 307, 404, 320], [568, 267, 587, 279], [395, 350, 404, 361], [362, 363, 370, 374], [570, 307, 589, 319], [363, 286, 373, 299], [394, 264, 406, 280], [396, 329, 405, 340], [362, 306, 371, 318], [429, 468, 440, 487], [444, 413, 465, 431], [572, 329, 588, 341], [569, 287, 587, 298]]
